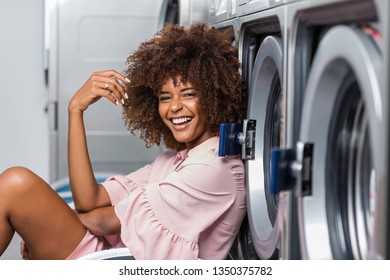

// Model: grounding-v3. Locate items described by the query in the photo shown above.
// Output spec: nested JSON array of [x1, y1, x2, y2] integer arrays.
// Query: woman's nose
[[170, 97, 183, 111]]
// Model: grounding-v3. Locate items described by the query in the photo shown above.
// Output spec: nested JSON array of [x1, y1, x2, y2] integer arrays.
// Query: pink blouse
[[102, 136, 246, 260]]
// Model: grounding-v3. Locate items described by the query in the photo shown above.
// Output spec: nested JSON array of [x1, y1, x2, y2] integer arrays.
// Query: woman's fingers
[[100, 79, 127, 105], [69, 70, 129, 112], [95, 69, 129, 84], [97, 86, 119, 106], [94, 70, 129, 104]]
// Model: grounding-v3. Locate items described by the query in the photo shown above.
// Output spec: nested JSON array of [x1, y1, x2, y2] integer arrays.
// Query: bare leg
[[0, 167, 87, 259]]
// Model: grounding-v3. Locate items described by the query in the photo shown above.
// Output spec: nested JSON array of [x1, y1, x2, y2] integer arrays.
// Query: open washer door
[[298, 25, 383, 259], [243, 35, 283, 259]]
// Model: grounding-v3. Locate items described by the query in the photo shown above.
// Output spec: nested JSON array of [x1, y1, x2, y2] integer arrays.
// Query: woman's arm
[[77, 206, 121, 236], [68, 70, 128, 212], [68, 109, 107, 212]]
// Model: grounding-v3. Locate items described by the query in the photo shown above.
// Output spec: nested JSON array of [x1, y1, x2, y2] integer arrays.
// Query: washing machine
[[210, 0, 292, 260], [206, 0, 390, 260], [159, 0, 209, 27], [207, 1, 245, 260], [44, 0, 165, 183], [159, 0, 181, 26], [236, 0, 299, 16], [277, 0, 390, 259], [240, 19, 284, 260], [227, 2, 288, 260]]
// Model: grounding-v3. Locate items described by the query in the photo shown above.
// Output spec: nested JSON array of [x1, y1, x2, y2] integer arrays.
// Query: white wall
[[0, 0, 48, 259], [0, 0, 48, 178]]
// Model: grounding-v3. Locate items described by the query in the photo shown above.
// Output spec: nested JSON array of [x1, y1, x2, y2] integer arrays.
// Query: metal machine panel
[[370, 0, 390, 260], [237, 0, 271, 16], [237, 0, 300, 16], [209, 0, 238, 25], [180, 0, 209, 26]]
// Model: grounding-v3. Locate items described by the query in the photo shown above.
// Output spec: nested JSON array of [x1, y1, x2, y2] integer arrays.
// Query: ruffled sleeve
[[102, 164, 152, 205], [114, 152, 238, 260]]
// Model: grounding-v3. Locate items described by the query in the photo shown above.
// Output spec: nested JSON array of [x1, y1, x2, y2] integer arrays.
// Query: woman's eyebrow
[[180, 87, 198, 92], [159, 87, 197, 94]]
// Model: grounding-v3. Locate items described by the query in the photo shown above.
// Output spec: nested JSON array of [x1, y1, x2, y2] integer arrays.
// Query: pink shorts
[[66, 231, 109, 260]]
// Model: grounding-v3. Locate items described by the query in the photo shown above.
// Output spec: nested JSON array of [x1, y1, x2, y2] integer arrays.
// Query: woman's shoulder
[[184, 138, 244, 181], [187, 137, 243, 165]]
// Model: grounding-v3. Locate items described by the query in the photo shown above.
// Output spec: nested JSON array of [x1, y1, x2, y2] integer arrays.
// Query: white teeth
[[172, 117, 192, 124]]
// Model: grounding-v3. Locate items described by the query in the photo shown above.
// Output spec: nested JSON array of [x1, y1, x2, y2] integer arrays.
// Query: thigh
[[1, 167, 87, 260]]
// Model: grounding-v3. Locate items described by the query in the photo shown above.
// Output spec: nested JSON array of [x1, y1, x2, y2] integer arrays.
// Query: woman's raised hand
[[68, 70, 129, 113]]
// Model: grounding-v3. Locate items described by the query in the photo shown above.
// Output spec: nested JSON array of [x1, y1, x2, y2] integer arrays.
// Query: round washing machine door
[[298, 25, 382, 259], [243, 35, 283, 260]]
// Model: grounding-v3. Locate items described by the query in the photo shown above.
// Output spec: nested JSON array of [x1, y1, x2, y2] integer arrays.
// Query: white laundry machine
[[277, 0, 390, 259], [44, 0, 166, 183], [209, 0, 238, 26], [159, 0, 181, 26], [161, 0, 209, 27], [236, 0, 300, 16], [212, 0, 288, 259], [238, 7, 287, 260], [208, 1, 249, 260], [206, 0, 390, 260]]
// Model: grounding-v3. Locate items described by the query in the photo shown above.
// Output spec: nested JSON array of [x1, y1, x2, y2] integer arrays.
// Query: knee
[[0, 167, 51, 214], [0, 166, 38, 190]]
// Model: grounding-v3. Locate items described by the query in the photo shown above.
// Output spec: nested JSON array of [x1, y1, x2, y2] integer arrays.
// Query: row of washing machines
[[165, 0, 390, 260]]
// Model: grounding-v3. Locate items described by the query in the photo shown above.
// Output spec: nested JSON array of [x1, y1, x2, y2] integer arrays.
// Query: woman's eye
[[159, 96, 171, 102], [182, 93, 197, 99]]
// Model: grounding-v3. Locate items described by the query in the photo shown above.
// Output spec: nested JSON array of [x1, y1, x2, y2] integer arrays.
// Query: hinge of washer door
[[269, 142, 314, 196], [296, 142, 314, 196], [218, 119, 256, 160]]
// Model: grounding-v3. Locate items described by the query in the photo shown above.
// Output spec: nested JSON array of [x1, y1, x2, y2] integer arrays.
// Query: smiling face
[[158, 77, 213, 149]]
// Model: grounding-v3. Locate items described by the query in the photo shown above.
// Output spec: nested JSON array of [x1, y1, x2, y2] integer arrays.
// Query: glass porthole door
[[242, 35, 283, 260], [297, 25, 382, 259]]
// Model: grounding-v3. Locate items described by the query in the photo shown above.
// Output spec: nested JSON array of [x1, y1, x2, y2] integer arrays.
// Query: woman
[[0, 23, 246, 260]]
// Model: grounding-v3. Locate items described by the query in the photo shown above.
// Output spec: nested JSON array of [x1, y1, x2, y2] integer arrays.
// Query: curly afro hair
[[122, 23, 245, 151]]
